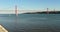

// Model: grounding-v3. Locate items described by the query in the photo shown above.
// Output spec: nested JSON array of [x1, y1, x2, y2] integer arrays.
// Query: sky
[[0, 0, 60, 14]]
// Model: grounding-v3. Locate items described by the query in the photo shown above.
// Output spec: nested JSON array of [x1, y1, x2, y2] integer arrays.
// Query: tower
[[54, 9, 55, 12], [47, 8, 49, 14], [15, 5, 18, 16]]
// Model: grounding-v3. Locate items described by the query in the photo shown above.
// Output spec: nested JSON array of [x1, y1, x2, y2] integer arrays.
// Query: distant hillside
[[23, 11, 60, 14]]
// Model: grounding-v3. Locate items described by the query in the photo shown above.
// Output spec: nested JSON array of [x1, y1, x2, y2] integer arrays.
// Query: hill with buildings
[[23, 11, 60, 14]]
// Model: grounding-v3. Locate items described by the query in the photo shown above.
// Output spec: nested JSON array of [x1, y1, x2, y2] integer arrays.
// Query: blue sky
[[0, 0, 60, 13], [0, 0, 20, 10], [21, 0, 60, 10], [0, 0, 60, 10]]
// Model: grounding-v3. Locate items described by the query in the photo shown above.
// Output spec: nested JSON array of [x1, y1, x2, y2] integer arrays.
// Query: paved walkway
[[0, 25, 8, 32]]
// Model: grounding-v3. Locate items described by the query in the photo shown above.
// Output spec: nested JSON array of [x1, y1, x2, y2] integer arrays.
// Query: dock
[[0, 25, 8, 32]]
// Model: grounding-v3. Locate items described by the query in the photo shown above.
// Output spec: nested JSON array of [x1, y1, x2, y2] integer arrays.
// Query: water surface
[[0, 14, 60, 32]]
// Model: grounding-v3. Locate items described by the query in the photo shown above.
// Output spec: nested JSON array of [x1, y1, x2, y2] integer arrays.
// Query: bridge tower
[[15, 5, 18, 16], [47, 8, 49, 14]]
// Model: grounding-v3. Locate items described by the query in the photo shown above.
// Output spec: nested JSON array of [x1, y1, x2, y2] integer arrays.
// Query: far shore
[[23, 11, 60, 14]]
